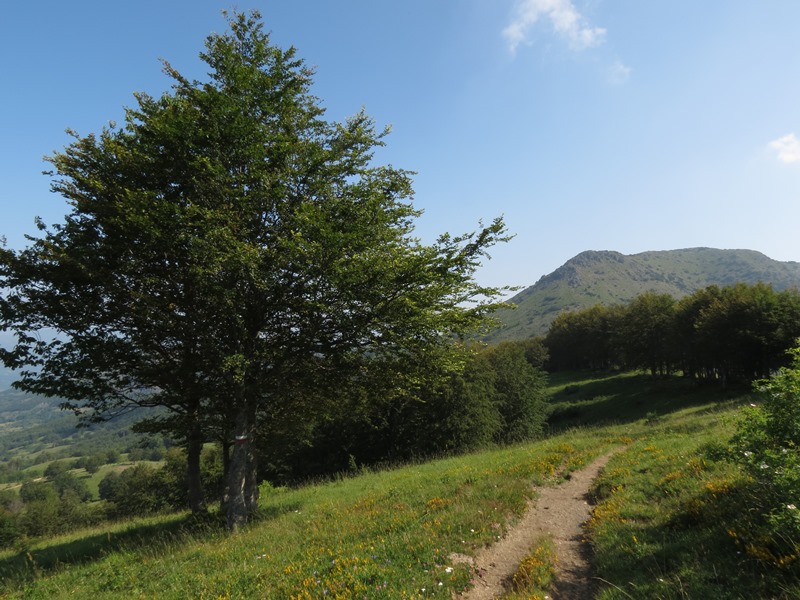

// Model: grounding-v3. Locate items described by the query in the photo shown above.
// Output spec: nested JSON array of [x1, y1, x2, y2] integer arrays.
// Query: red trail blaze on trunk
[[226, 404, 258, 531]]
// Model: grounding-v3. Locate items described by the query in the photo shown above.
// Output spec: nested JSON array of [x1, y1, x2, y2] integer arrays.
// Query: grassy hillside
[[488, 247, 800, 341], [0, 387, 164, 481], [2, 371, 796, 599]]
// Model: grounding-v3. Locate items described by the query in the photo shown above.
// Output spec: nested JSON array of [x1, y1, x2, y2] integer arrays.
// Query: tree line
[[544, 282, 800, 384]]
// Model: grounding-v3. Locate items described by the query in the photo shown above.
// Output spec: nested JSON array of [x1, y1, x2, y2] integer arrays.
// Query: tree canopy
[[0, 11, 510, 530]]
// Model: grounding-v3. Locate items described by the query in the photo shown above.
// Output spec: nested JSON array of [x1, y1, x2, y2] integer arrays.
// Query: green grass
[[546, 370, 746, 430], [2, 371, 799, 598], [505, 536, 557, 599], [581, 381, 800, 598], [1, 431, 617, 599]]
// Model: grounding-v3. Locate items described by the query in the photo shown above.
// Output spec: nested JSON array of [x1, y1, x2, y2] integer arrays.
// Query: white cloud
[[769, 133, 800, 164], [503, 0, 606, 55], [608, 60, 632, 84]]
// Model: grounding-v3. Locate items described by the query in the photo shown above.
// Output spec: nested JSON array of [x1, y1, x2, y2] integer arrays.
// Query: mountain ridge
[[488, 247, 800, 341]]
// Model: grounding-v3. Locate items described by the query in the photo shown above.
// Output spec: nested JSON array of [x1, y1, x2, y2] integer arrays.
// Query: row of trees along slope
[[487, 248, 800, 342], [545, 283, 800, 385], [0, 12, 511, 531]]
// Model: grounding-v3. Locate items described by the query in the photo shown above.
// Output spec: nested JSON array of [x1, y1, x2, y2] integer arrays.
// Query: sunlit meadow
[[4, 371, 800, 598]]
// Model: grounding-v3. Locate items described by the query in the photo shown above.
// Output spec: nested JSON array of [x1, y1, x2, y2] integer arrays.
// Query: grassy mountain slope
[[0, 387, 153, 464], [488, 247, 800, 341], [4, 373, 794, 599]]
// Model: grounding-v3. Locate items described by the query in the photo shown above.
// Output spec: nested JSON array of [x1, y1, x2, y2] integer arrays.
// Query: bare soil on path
[[456, 450, 620, 600]]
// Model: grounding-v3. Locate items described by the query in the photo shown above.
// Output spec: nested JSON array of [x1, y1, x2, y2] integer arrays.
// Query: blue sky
[[2, 0, 799, 295]]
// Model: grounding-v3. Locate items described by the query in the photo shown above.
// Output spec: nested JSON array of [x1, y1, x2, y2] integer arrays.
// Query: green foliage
[[73, 454, 104, 474], [403, 347, 505, 455], [394, 340, 548, 458], [43, 461, 69, 480], [127, 445, 165, 462], [96, 448, 225, 518], [0, 10, 510, 528], [545, 304, 625, 371], [729, 344, 800, 560], [52, 472, 91, 503], [619, 292, 677, 377], [257, 340, 549, 482], [520, 336, 549, 370], [544, 282, 800, 386], [19, 481, 57, 504], [17, 497, 61, 539], [686, 282, 800, 383], [0, 490, 18, 512], [507, 537, 556, 599], [199, 446, 226, 504], [0, 508, 18, 548], [9, 474, 100, 541], [480, 341, 548, 443], [99, 464, 167, 518]]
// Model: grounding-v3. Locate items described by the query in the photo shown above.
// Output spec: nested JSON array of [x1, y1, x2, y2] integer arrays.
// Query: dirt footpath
[[457, 450, 620, 600]]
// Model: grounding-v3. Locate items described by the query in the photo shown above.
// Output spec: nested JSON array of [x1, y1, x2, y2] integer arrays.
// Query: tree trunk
[[186, 424, 207, 515], [245, 444, 259, 515], [226, 402, 256, 532], [220, 436, 231, 510]]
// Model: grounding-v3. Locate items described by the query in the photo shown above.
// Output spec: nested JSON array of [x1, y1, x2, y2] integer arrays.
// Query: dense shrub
[[0, 508, 19, 547], [98, 448, 225, 517], [43, 460, 71, 479], [52, 472, 92, 502], [74, 453, 106, 474], [99, 464, 167, 517], [730, 344, 800, 561], [17, 497, 61, 538], [19, 480, 58, 504], [258, 340, 549, 483]]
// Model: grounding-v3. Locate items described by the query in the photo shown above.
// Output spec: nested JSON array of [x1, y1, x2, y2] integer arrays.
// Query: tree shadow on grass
[[547, 372, 750, 431], [0, 499, 302, 585]]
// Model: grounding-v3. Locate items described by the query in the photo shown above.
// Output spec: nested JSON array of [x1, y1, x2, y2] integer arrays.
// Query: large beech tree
[[0, 12, 509, 530]]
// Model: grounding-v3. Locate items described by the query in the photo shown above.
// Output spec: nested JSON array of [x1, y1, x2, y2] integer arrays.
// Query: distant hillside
[[0, 369, 13, 393], [0, 386, 158, 461], [487, 247, 800, 341]]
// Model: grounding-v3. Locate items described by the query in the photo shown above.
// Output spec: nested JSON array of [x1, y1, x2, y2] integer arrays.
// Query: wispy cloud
[[607, 60, 632, 84], [503, 0, 607, 55], [769, 133, 800, 164]]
